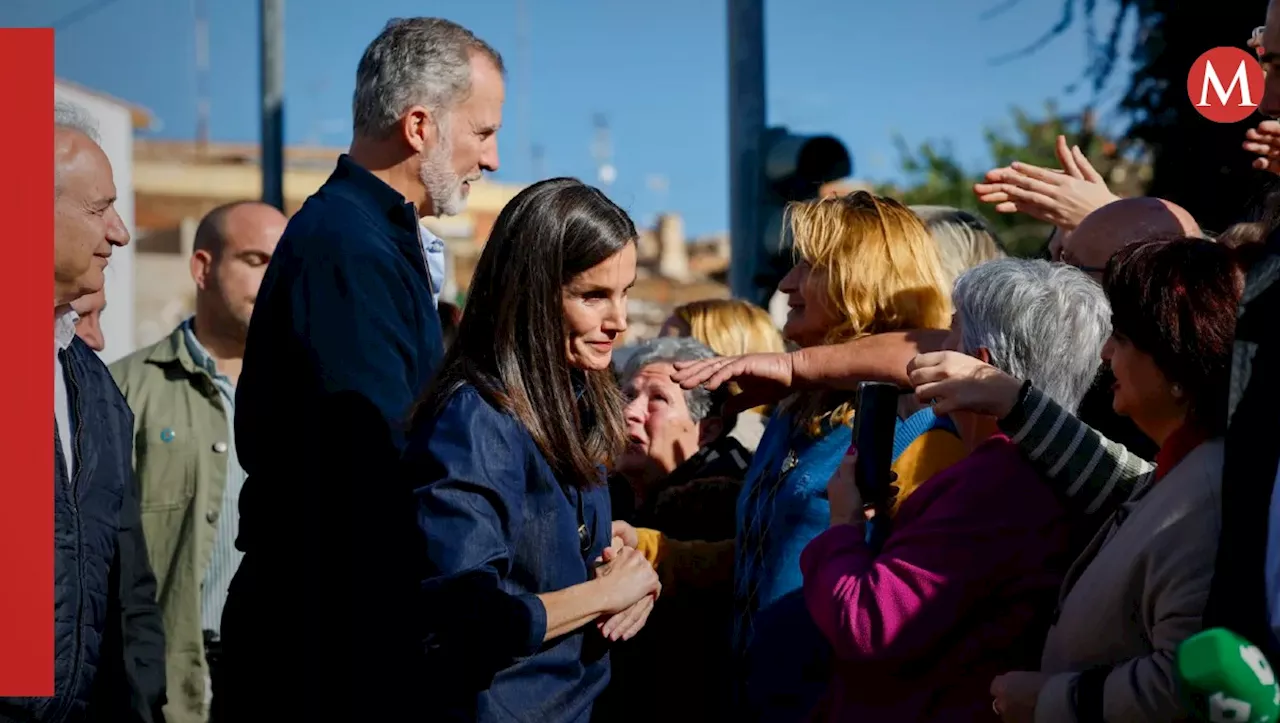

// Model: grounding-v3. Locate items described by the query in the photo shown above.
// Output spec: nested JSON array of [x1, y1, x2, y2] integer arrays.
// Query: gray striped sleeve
[[999, 385, 1154, 515]]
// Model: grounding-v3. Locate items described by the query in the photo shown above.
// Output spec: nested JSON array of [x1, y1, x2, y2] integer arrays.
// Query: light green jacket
[[110, 326, 231, 723]]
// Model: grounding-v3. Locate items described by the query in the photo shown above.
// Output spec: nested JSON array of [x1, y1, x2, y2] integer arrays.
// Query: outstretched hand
[[671, 353, 796, 416], [974, 135, 1118, 231], [1245, 120, 1280, 175]]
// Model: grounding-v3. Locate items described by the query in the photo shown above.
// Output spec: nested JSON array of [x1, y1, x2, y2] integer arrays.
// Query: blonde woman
[[619, 192, 968, 720], [659, 299, 785, 451]]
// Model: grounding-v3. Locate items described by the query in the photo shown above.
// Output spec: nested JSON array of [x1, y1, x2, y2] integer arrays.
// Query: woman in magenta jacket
[[799, 259, 1112, 722]]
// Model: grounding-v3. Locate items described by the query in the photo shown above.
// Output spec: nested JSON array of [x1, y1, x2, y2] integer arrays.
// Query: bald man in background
[[110, 200, 286, 723], [1055, 196, 1201, 276]]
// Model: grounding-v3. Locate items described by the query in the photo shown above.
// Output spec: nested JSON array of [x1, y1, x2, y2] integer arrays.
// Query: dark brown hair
[[415, 177, 636, 488], [1103, 236, 1244, 435]]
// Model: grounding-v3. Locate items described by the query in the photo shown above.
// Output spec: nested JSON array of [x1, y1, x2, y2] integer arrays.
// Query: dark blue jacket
[[1, 338, 166, 723], [406, 384, 612, 723], [216, 155, 444, 722]]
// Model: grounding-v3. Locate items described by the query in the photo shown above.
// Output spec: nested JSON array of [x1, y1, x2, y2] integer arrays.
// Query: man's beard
[[419, 132, 468, 218]]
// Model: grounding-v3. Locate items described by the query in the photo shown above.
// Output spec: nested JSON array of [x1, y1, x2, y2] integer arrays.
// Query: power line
[[49, 0, 123, 31]]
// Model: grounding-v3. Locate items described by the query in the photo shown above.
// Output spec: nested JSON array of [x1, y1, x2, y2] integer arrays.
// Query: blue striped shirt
[[181, 318, 248, 635]]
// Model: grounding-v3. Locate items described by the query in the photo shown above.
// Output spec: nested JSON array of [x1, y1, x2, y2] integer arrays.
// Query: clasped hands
[[591, 528, 660, 642]]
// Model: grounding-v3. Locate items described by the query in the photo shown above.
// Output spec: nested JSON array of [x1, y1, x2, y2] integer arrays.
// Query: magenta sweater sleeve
[[799, 451, 1061, 667]]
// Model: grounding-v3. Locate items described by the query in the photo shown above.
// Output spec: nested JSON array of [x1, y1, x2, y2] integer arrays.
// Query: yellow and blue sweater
[[635, 407, 965, 717]]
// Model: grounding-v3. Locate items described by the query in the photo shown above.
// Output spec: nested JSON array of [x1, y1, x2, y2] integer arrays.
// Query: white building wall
[[54, 83, 137, 363]]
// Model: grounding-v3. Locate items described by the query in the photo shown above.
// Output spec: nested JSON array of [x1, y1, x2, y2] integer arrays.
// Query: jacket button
[[207, 510, 220, 524], [212, 441, 228, 454]]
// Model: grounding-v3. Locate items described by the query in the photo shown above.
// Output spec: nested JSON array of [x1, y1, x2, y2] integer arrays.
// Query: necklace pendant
[[780, 450, 798, 475]]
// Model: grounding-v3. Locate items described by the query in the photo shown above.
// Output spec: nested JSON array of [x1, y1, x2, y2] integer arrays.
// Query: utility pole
[[726, 0, 850, 306], [727, 0, 766, 303], [592, 114, 616, 187], [260, 0, 285, 211], [194, 0, 210, 156]]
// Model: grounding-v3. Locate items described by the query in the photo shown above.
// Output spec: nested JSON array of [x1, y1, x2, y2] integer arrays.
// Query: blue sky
[[12, 0, 1132, 235]]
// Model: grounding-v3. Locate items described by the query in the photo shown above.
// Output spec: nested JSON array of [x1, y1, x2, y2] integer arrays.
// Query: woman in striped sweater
[[909, 236, 1244, 722]]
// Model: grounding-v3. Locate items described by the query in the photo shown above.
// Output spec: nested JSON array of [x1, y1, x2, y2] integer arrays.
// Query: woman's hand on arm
[[907, 351, 1023, 418]]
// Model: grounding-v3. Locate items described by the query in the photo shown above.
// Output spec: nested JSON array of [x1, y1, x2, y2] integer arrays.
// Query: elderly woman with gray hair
[[909, 237, 1242, 723], [599, 336, 753, 723], [800, 259, 1110, 722], [610, 336, 753, 540]]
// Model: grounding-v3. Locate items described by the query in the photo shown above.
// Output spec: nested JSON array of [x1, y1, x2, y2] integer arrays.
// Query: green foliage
[[876, 102, 1120, 257]]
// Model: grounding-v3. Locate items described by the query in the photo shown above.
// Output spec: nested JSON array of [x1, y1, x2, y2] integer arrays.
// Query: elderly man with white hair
[[8, 101, 168, 723], [799, 259, 1111, 723]]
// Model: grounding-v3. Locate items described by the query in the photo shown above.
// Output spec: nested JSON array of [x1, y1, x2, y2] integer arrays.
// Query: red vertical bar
[[0, 28, 55, 696]]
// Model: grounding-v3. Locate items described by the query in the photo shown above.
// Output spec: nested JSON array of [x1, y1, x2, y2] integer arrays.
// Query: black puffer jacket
[[0, 337, 166, 722]]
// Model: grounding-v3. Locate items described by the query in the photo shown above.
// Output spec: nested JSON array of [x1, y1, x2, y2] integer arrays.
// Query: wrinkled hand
[[906, 351, 1023, 418], [974, 135, 1118, 231], [1245, 120, 1280, 175], [594, 546, 659, 641], [991, 671, 1047, 723], [826, 447, 864, 527], [671, 353, 796, 416]]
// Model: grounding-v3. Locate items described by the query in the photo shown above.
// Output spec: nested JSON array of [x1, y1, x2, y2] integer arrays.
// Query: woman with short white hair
[[802, 258, 1110, 722]]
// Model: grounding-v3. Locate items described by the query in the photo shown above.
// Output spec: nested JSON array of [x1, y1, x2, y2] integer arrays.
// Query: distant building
[[130, 139, 523, 347], [55, 79, 154, 363], [130, 142, 747, 351]]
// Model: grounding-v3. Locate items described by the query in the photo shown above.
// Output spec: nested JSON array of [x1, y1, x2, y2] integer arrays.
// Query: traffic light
[[730, 126, 852, 307]]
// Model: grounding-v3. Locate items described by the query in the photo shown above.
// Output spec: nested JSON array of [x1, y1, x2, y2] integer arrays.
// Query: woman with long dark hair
[[407, 178, 660, 722]]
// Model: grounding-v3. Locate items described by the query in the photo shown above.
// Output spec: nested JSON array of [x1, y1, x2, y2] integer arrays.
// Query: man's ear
[[975, 347, 992, 365], [190, 250, 214, 291], [401, 105, 438, 154], [697, 416, 724, 448]]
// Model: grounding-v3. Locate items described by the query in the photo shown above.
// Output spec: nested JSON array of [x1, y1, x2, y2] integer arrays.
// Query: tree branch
[[980, 0, 1024, 22], [988, 0, 1078, 65]]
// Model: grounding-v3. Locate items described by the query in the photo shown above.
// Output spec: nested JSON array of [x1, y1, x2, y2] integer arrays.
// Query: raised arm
[[909, 351, 1153, 516], [998, 383, 1154, 515], [672, 330, 949, 416]]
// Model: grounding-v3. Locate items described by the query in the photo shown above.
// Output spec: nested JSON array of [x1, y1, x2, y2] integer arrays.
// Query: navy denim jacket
[[407, 383, 612, 723]]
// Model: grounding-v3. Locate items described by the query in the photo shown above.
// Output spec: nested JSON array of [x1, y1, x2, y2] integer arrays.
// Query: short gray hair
[[912, 205, 1007, 287], [352, 17, 504, 139], [55, 101, 99, 143], [952, 259, 1110, 413], [620, 337, 718, 422]]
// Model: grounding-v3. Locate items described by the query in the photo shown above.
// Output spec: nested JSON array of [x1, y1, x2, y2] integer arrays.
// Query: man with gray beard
[[215, 17, 504, 721]]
